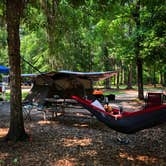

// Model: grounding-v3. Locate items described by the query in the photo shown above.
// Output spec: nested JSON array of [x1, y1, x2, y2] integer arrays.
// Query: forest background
[[0, 0, 165, 93]]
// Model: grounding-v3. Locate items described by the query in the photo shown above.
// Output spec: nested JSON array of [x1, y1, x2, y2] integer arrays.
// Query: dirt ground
[[0, 90, 166, 166]]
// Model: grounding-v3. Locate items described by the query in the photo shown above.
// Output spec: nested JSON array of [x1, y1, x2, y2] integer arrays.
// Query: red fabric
[[122, 104, 166, 117], [146, 92, 163, 107], [72, 96, 166, 119]]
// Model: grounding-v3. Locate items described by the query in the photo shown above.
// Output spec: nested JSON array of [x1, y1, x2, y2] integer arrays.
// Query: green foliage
[[0, 27, 8, 65], [0, 0, 165, 86], [21, 28, 48, 73], [2, 91, 28, 101]]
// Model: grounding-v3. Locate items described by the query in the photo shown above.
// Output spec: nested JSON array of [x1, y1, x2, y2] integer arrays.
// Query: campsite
[[0, 1, 166, 166], [0, 88, 166, 165]]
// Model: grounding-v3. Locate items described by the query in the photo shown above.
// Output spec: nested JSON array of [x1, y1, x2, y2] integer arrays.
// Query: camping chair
[[22, 102, 33, 120], [145, 92, 163, 108]]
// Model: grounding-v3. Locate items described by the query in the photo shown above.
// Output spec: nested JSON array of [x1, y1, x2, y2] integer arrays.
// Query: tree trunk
[[137, 57, 144, 99], [163, 67, 166, 87], [116, 70, 120, 89], [126, 63, 133, 89], [41, 0, 60, 70], [152, 65, 156, 88], [102, 44, 110, 88], [5, 0, 28, 141], [159, 71, 163, 85], [120, 62, 124, 85], [133, 0, 144, 100], [88, 45, 93, 72]]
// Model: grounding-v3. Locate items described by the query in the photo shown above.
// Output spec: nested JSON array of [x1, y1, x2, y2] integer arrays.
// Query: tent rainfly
[[0, 65, 9, 74], [24, 70, 117, 104]]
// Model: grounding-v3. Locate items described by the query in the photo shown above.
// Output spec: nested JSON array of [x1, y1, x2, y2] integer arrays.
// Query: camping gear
[[72, 95, 166, 134], [145, 92, 163, 108], [92, 89, 104, 101], [24, 71, 117, 105], [0, 66, 9, 100], [91, 90, 115, 102], [0, 65, 9, 73]]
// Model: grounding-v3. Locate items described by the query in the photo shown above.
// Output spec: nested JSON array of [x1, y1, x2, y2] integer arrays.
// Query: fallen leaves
[[0, 107, 166, 166]]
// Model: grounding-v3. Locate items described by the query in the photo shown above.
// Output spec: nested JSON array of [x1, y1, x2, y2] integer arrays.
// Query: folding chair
[[145, 92, 163, 108]]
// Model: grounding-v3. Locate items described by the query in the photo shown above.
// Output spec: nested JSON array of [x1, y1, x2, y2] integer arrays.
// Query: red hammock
[[72, 96, 166, 134]]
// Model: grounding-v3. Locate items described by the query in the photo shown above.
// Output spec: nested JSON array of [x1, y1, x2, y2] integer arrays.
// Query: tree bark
[[152, 65, 156, 88], [160, 71, 163, 85], [126, 63, 133, 89], [41, 0, 60, 70], [133, 0, 144, 100], [163, 67, 166, 87], [120, 61, 124, 85], [5, 0, 28, 141], [102, 44, 110, 88], [116, 70, 120, 89], [137, 57, 144, 99]]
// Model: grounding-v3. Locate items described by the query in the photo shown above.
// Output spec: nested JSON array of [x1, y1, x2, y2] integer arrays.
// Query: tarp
[[0, 65, 9, 74], [21, 70, 117, 81], [24, 70, 117, 104], [42, 70, 117, 81]]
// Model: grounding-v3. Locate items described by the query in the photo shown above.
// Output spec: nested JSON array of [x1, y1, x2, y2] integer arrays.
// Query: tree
[[132, 0, 144, 99], [5, 0, 29, 141], [40, 0, 60, 70], [0, 0, 164, 103], [0, 1, 8, 66]]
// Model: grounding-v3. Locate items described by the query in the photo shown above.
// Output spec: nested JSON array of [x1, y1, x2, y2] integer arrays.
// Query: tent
[[0, 66, 9, 96], [24, 70, 117, 104], [0, 65, 9, 74]]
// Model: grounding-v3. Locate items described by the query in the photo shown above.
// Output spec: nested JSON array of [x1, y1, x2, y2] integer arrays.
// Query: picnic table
[[44, 97, 83, 119]]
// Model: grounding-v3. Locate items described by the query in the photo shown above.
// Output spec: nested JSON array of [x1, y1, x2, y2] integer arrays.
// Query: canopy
[[0, 65, 9, 74], [42, 70, 117, 81], [20, 70, 117, 81], [24, 70, 117, 104]]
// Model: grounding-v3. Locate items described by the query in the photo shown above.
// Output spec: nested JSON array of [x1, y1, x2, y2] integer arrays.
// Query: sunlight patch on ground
[[0, 153, 9, 163], [37, 120, 52, 125], [119, 152, 134, 161], [136, 155, 158, 163], [51, 158, 77, 166], [73, 123, 89, 127], [0, 128, 8, 137], [80, 149, 97, 157], [63, 138, 92, 147], [119, 152, 158, 164]]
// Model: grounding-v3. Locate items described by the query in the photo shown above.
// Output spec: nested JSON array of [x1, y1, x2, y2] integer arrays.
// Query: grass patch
[[103, 91, 124, 95], [2, 91, 28, 101]]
